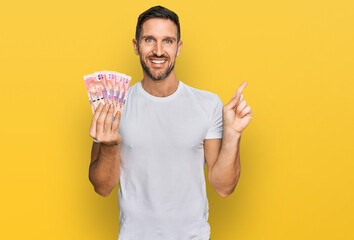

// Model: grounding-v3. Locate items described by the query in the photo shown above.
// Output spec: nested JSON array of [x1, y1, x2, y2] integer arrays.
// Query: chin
[[150, 74, 168, 81], [140, 59, 175, 81]]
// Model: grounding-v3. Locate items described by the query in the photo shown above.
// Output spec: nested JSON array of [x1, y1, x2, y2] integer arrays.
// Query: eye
[[145, 38, 153, 43], [165, 39, 172, 44]]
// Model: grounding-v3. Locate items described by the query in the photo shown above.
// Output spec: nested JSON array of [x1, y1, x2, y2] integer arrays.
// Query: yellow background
[[1, 0, 353, 239]]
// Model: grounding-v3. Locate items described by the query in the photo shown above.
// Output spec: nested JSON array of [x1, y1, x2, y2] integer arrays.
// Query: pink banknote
[[83, 74, 106, 113], [102, 71, 116, 103], [84, 71, 131, 114], [120, 74, 131, 104]]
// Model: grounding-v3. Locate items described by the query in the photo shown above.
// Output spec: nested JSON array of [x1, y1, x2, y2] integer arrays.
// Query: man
[[88, 5, 253, 240]]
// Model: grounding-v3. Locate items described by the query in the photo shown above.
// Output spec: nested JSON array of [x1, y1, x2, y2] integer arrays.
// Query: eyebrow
[[141, 35, 177, 42]]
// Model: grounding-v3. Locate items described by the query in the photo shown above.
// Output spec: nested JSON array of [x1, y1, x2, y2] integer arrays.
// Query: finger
[[226, 91, 242, 110], [240, 94, 244, 102], [93, 102, 100, 112], [96, 102, 109, 135], [93, 103, 104, 121], [112, 102, 117, 115], [232, 81, 248, 98], [112, 103, 117, 123], [90, 103, 103, 135], [236, 100, 247, 117], [224, 96, 237, 111], [118, 108, 123, 121], [240, 106, 252, 118], [104, 103, 114, 133], [233, 94, 244, 110], [112, 109, 121, 131]]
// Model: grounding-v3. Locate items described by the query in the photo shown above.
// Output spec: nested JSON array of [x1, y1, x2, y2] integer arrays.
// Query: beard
[[139, 53, 176, 81]]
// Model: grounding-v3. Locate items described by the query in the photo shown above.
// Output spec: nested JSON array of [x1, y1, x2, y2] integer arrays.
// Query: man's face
[[133, 18, 183, 81]]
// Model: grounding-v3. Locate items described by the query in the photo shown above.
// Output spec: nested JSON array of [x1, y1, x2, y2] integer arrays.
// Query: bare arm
[[205, 81, 252, 198], [89, 142, 121, 197], [88, 103, 122, 197], [205, 131, 241, 198]]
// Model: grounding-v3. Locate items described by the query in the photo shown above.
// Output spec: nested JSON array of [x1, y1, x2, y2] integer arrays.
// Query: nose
[[153, 41, 163, 56]]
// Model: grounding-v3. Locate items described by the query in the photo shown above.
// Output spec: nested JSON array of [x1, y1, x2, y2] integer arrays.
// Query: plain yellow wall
[[1, 0, 353, 239]]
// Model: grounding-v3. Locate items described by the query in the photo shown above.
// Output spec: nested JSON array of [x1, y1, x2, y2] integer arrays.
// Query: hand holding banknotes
[[90, 102, 122, 145], [84, 70, 131, 145]]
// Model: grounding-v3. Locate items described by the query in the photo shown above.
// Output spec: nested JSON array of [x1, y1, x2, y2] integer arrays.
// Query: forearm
[[89, 144, 121, 196], [210, 129, 241, 197]]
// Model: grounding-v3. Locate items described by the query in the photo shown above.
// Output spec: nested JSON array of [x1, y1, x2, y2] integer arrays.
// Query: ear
[[132, 39, 139, 56], [176, 40, 183, 57]]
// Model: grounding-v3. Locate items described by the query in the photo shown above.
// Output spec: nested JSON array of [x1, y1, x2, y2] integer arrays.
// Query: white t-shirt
[[94, 80, 223, 240]]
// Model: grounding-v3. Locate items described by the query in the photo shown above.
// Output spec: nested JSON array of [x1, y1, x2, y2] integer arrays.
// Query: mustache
[[148, 54, 169, 59]]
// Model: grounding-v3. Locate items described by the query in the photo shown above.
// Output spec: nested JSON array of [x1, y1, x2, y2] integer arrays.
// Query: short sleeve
[[205, 94, 223, 139]]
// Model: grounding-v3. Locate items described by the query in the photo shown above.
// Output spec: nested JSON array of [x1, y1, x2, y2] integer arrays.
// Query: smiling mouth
[[151, 60, 166, 63], [149, 58, 167, 64]]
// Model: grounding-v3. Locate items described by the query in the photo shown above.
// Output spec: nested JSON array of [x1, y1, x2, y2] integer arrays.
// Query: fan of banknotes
[[83, 71, 131, 114]]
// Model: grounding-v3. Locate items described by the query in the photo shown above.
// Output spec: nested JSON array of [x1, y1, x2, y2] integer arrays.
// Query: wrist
[[99, 143, 120, 155], [222, 129, 241, 149], [223, 126, 242, 139], [101, 142, 121, 149]]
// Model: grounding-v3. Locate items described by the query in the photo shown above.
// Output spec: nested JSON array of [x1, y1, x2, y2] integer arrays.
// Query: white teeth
[[151, 60, 165, 64]]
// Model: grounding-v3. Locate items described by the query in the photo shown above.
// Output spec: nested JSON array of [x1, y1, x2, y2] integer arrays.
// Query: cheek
[[140, 50, 150, 60], [168, 47, 178, 56], [168, 50, 178, 60], [139, 45, 152, 55]]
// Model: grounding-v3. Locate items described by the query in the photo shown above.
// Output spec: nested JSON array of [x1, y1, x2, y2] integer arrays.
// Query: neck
[[141, 70, 179, 97]]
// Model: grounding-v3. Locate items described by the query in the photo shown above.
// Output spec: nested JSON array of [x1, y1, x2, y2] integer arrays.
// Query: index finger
[[92, 103, 104, 121], [232, 81, 248, 98]]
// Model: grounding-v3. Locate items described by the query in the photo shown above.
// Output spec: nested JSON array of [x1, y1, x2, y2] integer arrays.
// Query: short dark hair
[[135, 6, 181, 44]]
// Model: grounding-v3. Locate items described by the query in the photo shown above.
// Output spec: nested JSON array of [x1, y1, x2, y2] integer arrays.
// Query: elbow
[[218, 187, 235, 198], [218, 191, 230, 198], [94, 187, 111, 197], [89, 176, 117, 197], [218, 171, 241, 198], [93, 182, 117, 197]]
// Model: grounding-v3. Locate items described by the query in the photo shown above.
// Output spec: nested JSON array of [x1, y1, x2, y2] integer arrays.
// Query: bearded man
[[88, 5, 253, 240]]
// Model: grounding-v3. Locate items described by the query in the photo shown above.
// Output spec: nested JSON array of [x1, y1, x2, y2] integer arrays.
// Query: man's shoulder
[[181, 81, 219, 101], [126, 81, 139, 95], [129, 81, 139, 89]]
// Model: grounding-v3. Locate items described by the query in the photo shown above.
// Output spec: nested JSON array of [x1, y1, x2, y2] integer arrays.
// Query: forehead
[[141, 18, 178, 38]]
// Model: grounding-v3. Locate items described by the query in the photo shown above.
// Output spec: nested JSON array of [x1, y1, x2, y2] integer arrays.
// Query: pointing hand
[[222, 81, 253, 135]]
